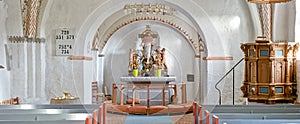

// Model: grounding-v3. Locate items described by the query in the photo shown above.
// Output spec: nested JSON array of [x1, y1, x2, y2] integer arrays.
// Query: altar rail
[[112, 82, 187, 107], [196, 104, 300, 124]]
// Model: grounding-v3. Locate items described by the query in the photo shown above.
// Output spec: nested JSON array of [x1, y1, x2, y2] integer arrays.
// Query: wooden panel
[[204, 110, 210, 124], [258, 61, 269, 83], [212, 115, 219, 124], [274, 61, 284, 83], [250, 62, 256, 82], [93, 110, 98, 124]]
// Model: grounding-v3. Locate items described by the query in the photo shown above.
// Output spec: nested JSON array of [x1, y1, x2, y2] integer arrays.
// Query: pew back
[[0, 104, 107, 124], [200, 105, 300, 124]]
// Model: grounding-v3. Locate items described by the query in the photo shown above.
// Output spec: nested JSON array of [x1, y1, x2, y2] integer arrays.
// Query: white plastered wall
[[2, 0, 258, 104]]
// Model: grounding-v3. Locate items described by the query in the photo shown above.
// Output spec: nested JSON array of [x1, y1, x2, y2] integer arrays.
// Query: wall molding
[[203, 56, 233, 60], [68, 56, 93, 61]]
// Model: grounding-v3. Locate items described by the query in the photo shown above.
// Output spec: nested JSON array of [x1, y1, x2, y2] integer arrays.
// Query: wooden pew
[[0, 113, 89, 120], [0, 109, 96, 114], [204, 110, 210, 124], [199, 105, 300, 124], [212, 113, 300, 120], [93, 110, 98, 124], [202, 104, 300, 113], [211, 113, 300, 124], [98, 106, 104, 124], [212, 114, 300, 124], [212, 115, 219, 124], [201, 105, 300, 115], [0, 104, 102, 109], [86, 115, 92, 124], [0, 104, 106, 124], [198, 105, 202, 124], [0, 120, 86, 124], [209, 111, 300, 124]]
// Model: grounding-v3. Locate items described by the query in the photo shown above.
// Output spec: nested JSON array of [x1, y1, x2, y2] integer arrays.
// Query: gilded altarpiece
[[241, 41, 298, 104]]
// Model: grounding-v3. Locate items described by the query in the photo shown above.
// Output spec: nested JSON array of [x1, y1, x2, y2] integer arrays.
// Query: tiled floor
[[106, 112, 194, 124]]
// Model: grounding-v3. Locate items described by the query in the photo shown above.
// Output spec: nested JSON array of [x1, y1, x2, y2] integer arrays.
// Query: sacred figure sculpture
[[128, 25, 168, 77]]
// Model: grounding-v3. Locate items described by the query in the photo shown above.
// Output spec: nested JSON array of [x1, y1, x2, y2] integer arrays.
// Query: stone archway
[[37, 0, 231, 104], [89, 3, 207, 104]]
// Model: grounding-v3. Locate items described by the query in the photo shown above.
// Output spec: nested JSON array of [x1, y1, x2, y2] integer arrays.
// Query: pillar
[[35, 39, 46, 100], [9, 42, 28, 100], [0, 0, 10, 100], [97, 54, 104, 93], [194, 55, 202, 103], [296, 0, 300, 101], [27, 40, 35, 99]]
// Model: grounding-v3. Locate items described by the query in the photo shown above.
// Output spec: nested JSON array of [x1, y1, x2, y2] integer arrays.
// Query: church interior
[[1, 0, 300, 123]]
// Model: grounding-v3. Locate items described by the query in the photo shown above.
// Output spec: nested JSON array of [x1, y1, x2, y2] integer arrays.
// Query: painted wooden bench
[[0, 120, 87, 124], [197, 105, 300, 124], [0, 104, 102, 109], [0, 104, 107, 124]]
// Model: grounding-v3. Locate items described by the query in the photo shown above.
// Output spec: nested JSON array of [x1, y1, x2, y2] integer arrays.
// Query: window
[[249, 50, 254, 56], [260, 50, 269, 56], [276, 50, 283, 57], [275, 87, 283, 93], [259, 87, 268, 93]]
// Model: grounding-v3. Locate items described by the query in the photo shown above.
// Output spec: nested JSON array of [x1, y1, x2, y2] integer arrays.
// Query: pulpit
[[240, 41, 298, 104]]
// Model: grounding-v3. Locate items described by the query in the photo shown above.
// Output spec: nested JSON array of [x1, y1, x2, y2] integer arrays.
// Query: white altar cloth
[[120, 76, 176, 83]]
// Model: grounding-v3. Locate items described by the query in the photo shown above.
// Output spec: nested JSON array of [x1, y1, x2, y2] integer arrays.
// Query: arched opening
[[87, 3, 208, 104]]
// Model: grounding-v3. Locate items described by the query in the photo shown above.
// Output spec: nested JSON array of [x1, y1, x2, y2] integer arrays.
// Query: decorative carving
[[8, 36, 45, 43], [285, 86, 292, 96], [251, 87, 257, 95], [240, 85, 248, 97], [124, 4, 176, 15], [92, 14, 200, 54], [293, 44, 299, 56], [240, 44, 248, 55], [128, 25, 168, 77], [270, 87, 276, 96], [248, 0, 293, 4], [21, 0, 42, 38], [256, 4, 272, 41]]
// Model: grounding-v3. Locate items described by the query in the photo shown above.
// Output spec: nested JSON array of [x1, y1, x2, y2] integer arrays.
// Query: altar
[[112, 76, 187, 108], [111, 25, 187, 108]]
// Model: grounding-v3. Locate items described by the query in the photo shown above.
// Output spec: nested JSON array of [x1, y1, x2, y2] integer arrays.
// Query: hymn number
[[59, 45, 72, 49], [61, 50, 70, 54]]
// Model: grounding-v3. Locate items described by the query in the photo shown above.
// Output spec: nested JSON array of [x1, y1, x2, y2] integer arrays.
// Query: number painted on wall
[[55, 28, 75, 56]]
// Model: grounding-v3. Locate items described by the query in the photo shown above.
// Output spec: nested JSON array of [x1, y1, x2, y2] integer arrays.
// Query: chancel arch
[[92, 9, 203, 55], [88, 3, 208, 104]]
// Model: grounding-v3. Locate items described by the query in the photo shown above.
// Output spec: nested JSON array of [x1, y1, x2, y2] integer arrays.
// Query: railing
[[215, 58, 244, 105]]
